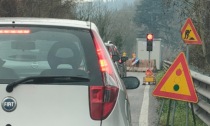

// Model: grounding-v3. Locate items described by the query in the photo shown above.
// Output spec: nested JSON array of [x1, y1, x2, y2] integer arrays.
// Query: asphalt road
[[127, 72, 159, 126]]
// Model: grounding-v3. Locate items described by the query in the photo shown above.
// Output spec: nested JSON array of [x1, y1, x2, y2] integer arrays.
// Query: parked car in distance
[[104, 42, 128, 77], [0, 18, 140, 126]]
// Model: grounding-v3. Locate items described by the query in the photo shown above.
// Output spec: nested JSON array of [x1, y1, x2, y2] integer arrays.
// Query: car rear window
[[0, 26, 102, 85]]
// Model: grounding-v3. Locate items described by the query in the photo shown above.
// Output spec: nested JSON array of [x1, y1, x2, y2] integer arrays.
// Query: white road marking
[[139, 85, 150, 126]]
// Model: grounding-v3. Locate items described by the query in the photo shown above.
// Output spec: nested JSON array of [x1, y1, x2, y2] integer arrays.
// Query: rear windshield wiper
[[6, 76, 90, 93]]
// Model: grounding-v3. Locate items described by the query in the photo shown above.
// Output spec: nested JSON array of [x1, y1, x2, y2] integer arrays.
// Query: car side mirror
[[121, 56, 128, 63], [121, 76, 140, 89], [112, 55, 120, 62]]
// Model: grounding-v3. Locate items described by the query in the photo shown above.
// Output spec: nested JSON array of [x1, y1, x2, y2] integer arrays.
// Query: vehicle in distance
[[104, 42, 127, 77], [0, 18, 140, 126]]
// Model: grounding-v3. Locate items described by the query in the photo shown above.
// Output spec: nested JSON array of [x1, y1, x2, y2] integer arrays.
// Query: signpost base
[[166, 99, 172, 126]]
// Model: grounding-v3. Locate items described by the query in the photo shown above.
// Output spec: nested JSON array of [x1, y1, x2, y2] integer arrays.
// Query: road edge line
[[139, 85, 150, 126]]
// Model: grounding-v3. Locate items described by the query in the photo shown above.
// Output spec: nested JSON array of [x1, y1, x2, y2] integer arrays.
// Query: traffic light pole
[[146, 33, 153, 69], [149, 51, 151, 69]]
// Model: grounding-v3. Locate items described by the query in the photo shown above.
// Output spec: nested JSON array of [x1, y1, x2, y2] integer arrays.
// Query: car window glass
[[0, 26, 99, 83]]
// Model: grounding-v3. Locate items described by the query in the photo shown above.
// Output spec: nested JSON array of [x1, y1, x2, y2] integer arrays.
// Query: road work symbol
[[181, 18, 202, 45], [153, 52, 198, 103], [184, 30, 192, 39]]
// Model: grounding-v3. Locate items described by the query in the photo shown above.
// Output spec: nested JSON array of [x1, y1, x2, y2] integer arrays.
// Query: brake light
[[89, 86, 119, 120], [96, 47, 108, 72], [119, 59, 122, 63], [93, 33, 112, 73], [0, 29, 30, 34]]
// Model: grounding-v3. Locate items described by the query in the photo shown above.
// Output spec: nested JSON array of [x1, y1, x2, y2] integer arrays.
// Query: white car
[[0, 18, 140, 126]]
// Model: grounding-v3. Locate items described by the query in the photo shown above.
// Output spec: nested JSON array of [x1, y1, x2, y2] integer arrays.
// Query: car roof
[[105, 43, 114, 46], [104, 43, 117, 49], [0, 17, 99, 31]]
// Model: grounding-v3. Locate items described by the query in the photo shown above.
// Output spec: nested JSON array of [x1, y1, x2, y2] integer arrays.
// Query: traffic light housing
[[146, 34, 153, 51]]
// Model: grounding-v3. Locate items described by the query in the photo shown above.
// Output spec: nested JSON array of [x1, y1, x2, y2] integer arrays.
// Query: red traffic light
[[147, 34, 153, 41]]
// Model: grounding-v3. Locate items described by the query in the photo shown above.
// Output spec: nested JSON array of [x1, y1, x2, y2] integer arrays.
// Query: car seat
[[40, 41, 86, 77]]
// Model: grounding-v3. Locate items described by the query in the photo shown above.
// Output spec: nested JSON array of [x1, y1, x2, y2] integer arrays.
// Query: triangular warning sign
[[153, 52, 198, 103], [181, 18, 202, 45]]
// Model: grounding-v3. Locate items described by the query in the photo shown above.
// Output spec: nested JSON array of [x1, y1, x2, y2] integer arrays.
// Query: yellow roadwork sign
[[181, 18, 202, 45]]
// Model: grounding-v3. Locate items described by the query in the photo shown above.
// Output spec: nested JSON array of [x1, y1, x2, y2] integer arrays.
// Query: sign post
[[186, 45, 190, 126], [181, 18, 203, 126]]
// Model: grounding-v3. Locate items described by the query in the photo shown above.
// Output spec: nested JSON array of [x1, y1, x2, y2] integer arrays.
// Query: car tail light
[[110, 54, 112, 59], [90, 30, 119, 120], [96, 47, 108, 72], [119, 59, 122, 63], [0, 29, 30, 34], [89, 86, 119, 120]]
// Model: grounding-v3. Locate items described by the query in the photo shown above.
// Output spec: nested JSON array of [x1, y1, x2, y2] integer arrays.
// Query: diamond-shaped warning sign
[[153, 52, 198, 103], [181, 18, 202, 45]]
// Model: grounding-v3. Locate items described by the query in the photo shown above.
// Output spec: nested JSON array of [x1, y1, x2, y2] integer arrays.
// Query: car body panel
[[0, 18, 91, 29], [0, 84, 101, 126], [102, 90, 132, 126]]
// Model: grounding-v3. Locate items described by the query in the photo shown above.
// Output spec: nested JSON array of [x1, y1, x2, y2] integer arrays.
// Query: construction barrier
[[126, 59, 156, 72]]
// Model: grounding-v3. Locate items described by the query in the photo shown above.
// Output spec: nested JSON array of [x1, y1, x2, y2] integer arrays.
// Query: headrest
[[47, 41, 82, 69], [0, 58, 5, 66]]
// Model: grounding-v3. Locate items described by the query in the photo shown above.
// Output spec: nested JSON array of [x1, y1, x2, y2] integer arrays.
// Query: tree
[[0, 0, 18, 17], [0, 0, 76, 18], [162, 0, 210, 71], [134, 0, 183, 60], [135, 0, 174, 37], [76, 1, 112, 40], [75, 2, 137, 56], [103, 4, 137, 55]]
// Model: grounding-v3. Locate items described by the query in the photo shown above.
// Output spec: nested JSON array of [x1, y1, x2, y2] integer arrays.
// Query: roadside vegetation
[[156, 70, 165, 83], [155, 71, 206, 126], [0, 0, 76, 18], [0, 0, 137, 57], [135, 0, 210, 73]]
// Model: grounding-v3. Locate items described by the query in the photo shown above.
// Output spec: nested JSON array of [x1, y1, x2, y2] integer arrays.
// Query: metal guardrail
[[163, 60, 210, 126]]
